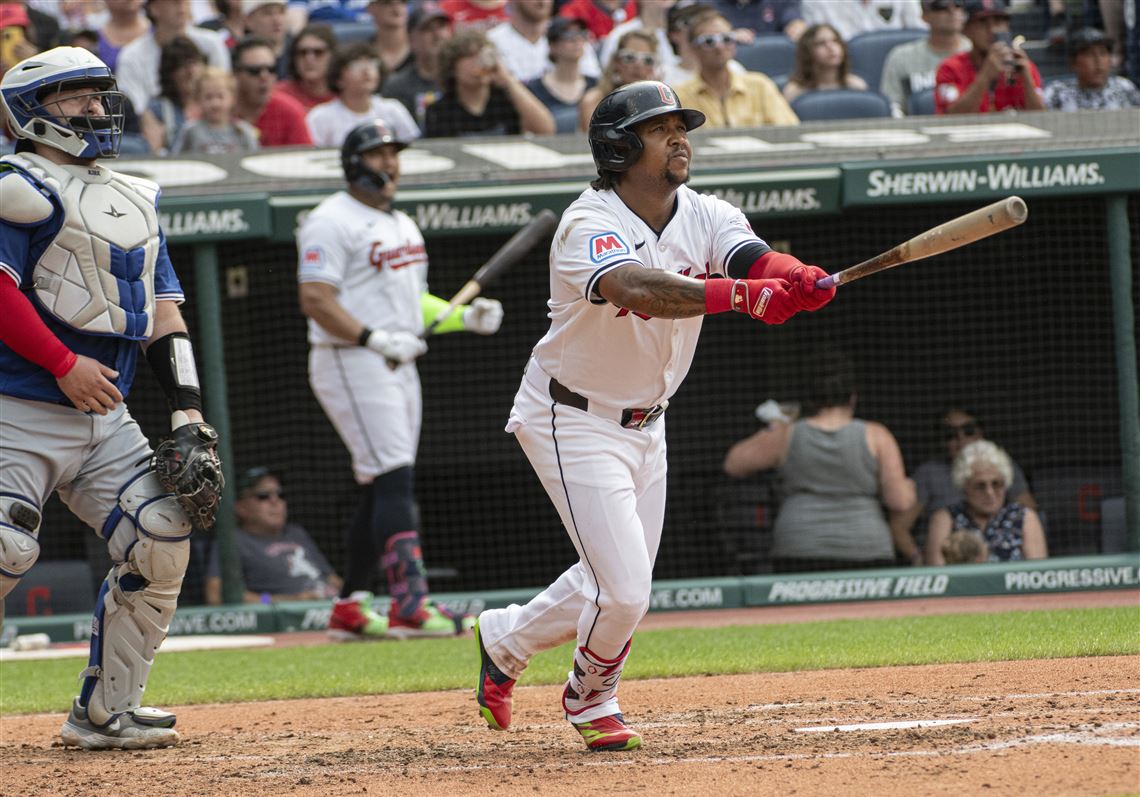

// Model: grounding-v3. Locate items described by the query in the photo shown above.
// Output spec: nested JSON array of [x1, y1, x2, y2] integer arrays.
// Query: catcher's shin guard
[[81, 471, 191, 725]]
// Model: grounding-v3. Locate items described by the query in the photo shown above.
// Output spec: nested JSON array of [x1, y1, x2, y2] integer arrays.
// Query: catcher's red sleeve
[[0, 277, 76, 377]]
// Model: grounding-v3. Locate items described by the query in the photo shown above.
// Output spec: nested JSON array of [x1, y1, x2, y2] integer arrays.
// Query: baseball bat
[[422, 208, 557, 337], [814, 196, 1028, 290]]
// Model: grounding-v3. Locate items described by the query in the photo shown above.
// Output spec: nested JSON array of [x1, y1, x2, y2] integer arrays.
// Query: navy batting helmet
[[341, 119, 408, 190], [588, 81, 705, 172]]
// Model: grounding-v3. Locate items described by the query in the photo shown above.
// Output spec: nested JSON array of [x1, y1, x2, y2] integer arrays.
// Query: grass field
[[2, 605, 1136, 716]]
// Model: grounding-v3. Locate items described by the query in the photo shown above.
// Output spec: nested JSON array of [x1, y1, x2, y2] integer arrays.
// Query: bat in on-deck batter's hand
[[422, 208, 558, 337], [814, 196, 1028, 290], [386, 209, 558, 368]]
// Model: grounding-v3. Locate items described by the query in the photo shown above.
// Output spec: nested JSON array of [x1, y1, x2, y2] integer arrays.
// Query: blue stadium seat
[[790, 89, 893, 121], [847, 28, 927, 91], [907, 86, 936, 115], [329, 21, 377, 44], [734, 33, 796, 78]]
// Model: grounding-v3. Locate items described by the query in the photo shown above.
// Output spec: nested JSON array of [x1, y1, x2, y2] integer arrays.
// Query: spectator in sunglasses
[[578, 28, 660, 131], [233, 34, 313, 145], [276, 23, 336, 110], [782, 22, 867, 103], [204, 467, 343, 605], [891, 407, 1036, 563], [599, 0, 679, 82], [675, 11, 798, 128], [925, 441, 1047, 565]]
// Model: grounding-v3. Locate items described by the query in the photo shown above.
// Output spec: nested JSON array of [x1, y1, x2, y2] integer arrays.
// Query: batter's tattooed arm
[[597, 265, 707, 319]]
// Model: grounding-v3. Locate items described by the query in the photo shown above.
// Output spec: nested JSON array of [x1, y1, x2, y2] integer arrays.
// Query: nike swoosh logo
[[634, 241, 646, 251]]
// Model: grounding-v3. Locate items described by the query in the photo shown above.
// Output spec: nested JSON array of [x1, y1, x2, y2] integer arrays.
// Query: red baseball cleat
[[475, 619, 515, 730], [570, 713, 642, 752]]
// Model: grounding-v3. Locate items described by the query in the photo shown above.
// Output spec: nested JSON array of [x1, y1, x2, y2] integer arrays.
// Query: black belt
[[548, 378, 667, 429]]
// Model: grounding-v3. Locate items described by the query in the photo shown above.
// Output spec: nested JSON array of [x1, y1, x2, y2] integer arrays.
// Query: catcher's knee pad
[[80, 551, 186, 723], [0, 493, 42, 596], [105, 470, 192, 565]]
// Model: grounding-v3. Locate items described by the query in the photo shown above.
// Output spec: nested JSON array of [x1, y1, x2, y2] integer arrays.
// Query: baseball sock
[[337, 484, 377, 598]]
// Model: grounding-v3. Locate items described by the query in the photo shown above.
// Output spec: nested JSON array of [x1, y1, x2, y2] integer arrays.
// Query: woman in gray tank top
[[724, 351, 916, 573]]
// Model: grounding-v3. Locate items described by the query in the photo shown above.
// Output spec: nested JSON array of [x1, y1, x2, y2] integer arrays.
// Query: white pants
[[480, 362, 667, 690], [308, 345, 422, 484]]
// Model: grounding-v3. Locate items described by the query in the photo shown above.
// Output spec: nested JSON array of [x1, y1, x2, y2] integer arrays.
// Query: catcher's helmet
[[0, 46, 124, 159], [341, 119, 409, 190], [588, 80, 705, 172]]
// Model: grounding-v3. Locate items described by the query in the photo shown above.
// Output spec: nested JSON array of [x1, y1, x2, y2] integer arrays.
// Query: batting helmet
[[588, 80, 705, 173], [341, 119, 409, 190], [0, 46, 124, 159]]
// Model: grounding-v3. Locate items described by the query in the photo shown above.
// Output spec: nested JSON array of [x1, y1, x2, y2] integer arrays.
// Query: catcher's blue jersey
[[0, 169, 182, 406]]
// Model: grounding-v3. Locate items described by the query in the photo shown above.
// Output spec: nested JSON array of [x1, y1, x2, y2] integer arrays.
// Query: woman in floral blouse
[[925, 440, 1047, 565]]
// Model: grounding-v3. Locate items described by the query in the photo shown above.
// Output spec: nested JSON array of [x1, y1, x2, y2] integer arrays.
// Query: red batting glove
[[705, 277, 796, 324], [787, 264, 835, 311]]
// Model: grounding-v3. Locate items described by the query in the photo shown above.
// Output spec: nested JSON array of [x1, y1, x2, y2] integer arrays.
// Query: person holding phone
[[933, 0, 1043, 113]]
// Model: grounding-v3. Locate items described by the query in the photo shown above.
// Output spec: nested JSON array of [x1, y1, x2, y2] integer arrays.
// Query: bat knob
[[815, 274, 836, 291]]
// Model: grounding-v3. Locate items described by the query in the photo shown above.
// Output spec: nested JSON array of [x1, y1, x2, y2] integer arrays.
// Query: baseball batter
[[298, 120, 503, 640], [475, 81, 835, 751], [0, 47, 222, 749]]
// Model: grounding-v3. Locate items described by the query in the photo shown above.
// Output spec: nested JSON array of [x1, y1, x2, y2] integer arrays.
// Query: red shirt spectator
[[559, 0, 638, 41], [440, 0, 508, 30], [255, 91, 314, 145], [934, 50, 1042, 113]]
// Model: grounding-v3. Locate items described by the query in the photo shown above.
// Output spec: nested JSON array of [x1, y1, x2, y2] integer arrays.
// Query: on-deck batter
[[0, 47, 221, 750], [298, 120, 504, 640], [474, 80, 836, 751]]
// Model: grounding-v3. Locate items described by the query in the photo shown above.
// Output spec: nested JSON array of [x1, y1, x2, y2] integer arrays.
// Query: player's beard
[[664, 158, 690, 187]]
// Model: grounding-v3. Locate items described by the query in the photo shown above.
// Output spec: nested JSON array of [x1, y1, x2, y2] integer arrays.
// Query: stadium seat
[[847, 28, 927, 91], [734, 33, 797, 78], [907, 87, 936, 115], [712, 475, 779, 575], [329, 21, 377, 44], [1099, 496, 1126, 553], [790, 89, 892, 121], [1031, 465, 1123, 556], [4, 559, 96, 617]]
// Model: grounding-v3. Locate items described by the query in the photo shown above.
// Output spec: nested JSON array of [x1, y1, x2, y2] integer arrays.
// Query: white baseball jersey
[[532, 184, 763, 409], [297, 191, 428, 346]]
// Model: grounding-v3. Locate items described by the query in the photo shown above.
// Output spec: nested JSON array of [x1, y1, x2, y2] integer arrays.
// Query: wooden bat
[[814, 196, 1028, 290], [422, 208, 557, 337], [385, 210, 558, 368]]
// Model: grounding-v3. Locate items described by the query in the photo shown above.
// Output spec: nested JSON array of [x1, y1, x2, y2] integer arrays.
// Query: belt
[[547, 377, 667, 430]]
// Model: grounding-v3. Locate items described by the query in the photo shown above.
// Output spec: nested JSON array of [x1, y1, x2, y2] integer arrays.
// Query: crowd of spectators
[[2, 0, 1137, 153]]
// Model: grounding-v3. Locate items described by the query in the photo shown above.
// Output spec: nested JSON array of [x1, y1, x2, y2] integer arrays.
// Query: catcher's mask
[[341, 119, 409, 191], [0, 46, 125, 159], [588, 80, 705, 173]]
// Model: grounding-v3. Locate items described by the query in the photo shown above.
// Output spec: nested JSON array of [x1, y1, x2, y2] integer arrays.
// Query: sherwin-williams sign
[[844, 149, 1140, 205]]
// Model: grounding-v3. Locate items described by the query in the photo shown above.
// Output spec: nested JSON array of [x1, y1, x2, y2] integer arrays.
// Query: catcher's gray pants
[[0, 395, 191, 724]]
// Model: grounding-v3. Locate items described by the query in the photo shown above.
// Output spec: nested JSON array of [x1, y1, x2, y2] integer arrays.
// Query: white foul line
[[795, 718, 978, 733]]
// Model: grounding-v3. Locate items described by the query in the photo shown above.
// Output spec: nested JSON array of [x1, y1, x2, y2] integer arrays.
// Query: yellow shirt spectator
[[676, 70, 798, 128]]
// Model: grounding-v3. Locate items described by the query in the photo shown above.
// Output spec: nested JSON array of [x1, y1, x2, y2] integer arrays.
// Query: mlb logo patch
[[588, 232, 630, 263], [300, 246, 326, 274]]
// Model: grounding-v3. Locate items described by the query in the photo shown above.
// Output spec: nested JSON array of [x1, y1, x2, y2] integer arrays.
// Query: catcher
[[0, 47, 222, 750]]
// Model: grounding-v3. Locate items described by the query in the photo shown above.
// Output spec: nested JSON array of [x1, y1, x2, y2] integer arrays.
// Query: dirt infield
[[2, 591, 1138, 797]]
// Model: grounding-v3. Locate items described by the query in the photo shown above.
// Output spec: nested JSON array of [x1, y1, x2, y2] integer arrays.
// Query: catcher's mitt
[[152, 422, 224, 529]]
